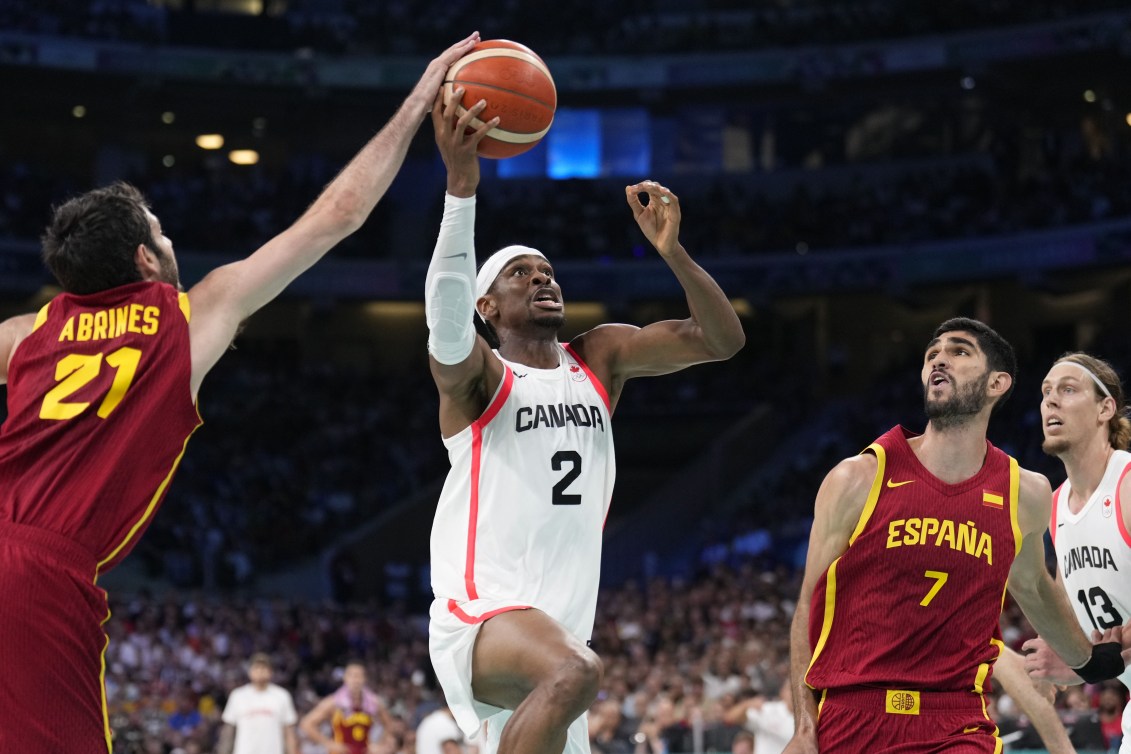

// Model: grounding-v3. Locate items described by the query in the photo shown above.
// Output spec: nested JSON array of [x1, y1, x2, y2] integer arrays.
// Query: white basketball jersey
[[1051, 449, 1131, 717], [430, 344, 615, 640]]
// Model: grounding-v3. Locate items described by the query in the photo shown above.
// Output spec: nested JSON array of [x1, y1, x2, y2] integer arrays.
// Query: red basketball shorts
[[816, 687, 1001, 754], [0, 522, 112, 754]]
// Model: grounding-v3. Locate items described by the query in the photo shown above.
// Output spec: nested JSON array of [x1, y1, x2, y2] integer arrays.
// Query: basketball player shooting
[[422, 91, 746, 754], [0, 33, 480, 754]]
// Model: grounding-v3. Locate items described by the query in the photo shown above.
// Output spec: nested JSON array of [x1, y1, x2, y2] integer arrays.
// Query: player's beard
[[924, 370, 990, 430], [528, 310, 565, 332], [155, 248, 182, 290], [1041, 432, 1071, 457]]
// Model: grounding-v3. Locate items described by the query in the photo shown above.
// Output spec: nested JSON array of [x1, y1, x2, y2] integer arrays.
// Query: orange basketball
[[442, 40, 557, 159]]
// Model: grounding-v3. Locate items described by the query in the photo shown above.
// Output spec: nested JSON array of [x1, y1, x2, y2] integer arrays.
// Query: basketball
[[442, 40, 557, 159]]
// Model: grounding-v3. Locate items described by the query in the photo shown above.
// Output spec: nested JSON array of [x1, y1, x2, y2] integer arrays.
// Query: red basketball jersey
[[332, 706, 374, 754], [0, 281, 202, 574], [805, 425, 1020, 693]]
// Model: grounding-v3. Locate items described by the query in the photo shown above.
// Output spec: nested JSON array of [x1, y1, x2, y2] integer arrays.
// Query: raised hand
[[431, 87, 498, 197], [411, 32, 481, 107], [626, 180, 682, 257]]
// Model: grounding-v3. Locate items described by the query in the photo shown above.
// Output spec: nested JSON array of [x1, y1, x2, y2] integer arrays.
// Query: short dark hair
[[41, 182, 159, 294], [931, 317, 1017, 410]]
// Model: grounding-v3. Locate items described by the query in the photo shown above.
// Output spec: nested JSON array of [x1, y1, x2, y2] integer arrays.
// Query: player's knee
[[547, 646, 603, 711]]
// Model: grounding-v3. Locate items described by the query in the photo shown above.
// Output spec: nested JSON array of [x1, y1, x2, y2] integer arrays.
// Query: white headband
[[1059, 359, 1114, 400], [475, 245, 547, 300]]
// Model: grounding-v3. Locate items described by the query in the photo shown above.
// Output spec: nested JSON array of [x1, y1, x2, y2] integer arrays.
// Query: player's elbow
[[721, 328, 746, 359], [704, 326, 745, 361], [310, 188, 368, 236]]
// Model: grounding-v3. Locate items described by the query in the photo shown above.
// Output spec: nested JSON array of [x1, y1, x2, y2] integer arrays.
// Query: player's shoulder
[[814, 454, 879, 523], [1017, 466, 1052, 500], [570, 322, 638, 354], [567, 323, 638, 381], [825, 453, 880, 492]]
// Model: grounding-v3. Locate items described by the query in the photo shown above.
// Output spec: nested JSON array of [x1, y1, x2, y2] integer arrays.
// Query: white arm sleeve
[[426, 193, 478, 365]]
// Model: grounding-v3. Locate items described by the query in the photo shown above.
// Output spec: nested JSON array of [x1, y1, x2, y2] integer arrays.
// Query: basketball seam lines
[[445, 79, 555, 110]]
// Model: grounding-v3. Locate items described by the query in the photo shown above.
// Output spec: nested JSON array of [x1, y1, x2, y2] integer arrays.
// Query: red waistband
[[820, 687, 985, 713], [0, 521, 97, 575]]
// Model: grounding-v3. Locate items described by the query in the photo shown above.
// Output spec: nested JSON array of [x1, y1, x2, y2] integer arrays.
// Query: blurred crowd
[[0, 0, 1127, 56], [103, 558, 1127, 754], [2, 106, 1130, 264]]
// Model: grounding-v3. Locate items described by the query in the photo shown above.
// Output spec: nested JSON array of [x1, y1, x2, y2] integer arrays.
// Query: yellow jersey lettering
[[141, 306, 160, 334], [886, 515, 994, 563], [902, 518, 922, 546], [957, 521, 977, 556], [127, 304, 144, 334], [92, 310, 108, 340], [55, 304, 164, 342], [887, 520, 905, 549], [76, 313, 94, 341], [935, 519, 956, 549], [976, 533, 993, 565], [58, 316, 75, 342], [116, 305, 131, 337]]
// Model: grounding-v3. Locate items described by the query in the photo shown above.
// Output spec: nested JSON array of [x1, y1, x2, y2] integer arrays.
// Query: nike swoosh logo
[[887, 479, 915, 488], [963, 726, 981, 734], [442, 253, 467, 259], [1057, 523, 1065, 528]]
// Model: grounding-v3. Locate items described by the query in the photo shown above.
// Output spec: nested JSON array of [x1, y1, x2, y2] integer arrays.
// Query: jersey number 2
[[552, 450, 582, 505], [40, 347, 142, 421]]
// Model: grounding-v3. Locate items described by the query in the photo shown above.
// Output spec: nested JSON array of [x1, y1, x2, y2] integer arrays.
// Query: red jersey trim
[[563, 343, 611, 412], [446, 599, 531, 625], [1050, 484, 1063, 547], [95, 419, 203, 576], [1008, 458, 1022, 557], [464, 366, 515, 601], [1115, 461, 1131, 549]]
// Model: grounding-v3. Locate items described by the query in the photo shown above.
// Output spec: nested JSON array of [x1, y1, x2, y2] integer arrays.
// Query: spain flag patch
[[982, 490, 1004, 509]]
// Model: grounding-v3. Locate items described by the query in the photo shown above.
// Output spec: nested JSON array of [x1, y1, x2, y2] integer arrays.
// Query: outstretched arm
[[185, 32, 481, 398], [572, 182, 744, 405], [784, 454, 877, 754], [425, 80, 504, 438]]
